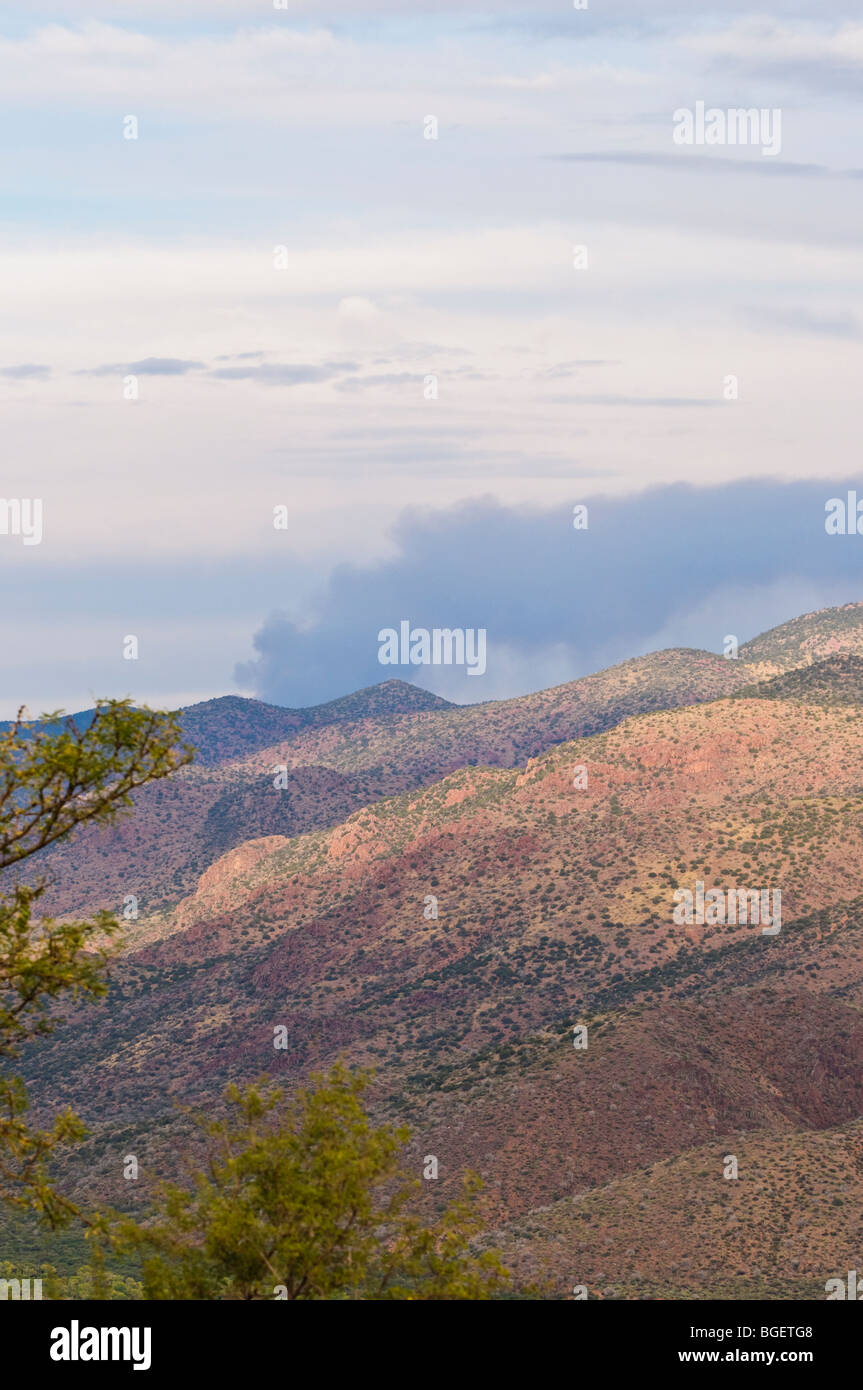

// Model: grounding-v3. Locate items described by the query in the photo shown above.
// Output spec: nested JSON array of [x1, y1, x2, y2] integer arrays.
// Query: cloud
[[337, 296, 380, 321], [685, 20, 863, 94], [81, 357, 205, 376], [744, 305, 862, 339], [77, 356, 365, 387], [235, 480, 863, 706], [334, 372, 428, 392], [20, 0, 863, 18], [209, 362, 358, 385], [0, 363, 51, 379], [0, 19, 610, 129], [0, 23, 340, 119], [535, 361, 616, 378], [546, 394, 724, 408], [77, 355, 360, 387], [552, 152, 840, 179], [0, 548, 328, 719], [3, 225, 859, 317]]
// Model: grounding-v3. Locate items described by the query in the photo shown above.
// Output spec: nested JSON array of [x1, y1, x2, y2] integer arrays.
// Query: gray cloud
[[744, 305, 862, 339], [535, 361, 617, 379], [334, 372, 426, 392], [552, 152, 840, 179], [82, 358, 206, 376], [27, 0, 863, 22], [263, 444, 596, 477], [371, 343, 474, 362], [209, 362, 359, 385], [0, 363, 51, 379], [547, 394, 724, 408], [235, 479, 863, 706]]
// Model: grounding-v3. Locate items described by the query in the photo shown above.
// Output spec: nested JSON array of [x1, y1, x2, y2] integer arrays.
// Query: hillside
[[26, 606, 862, 918], [739, 600, 863, 669], [29, 647, 754, 916], [737, 653, 863, 707], [489, 1116, 863, 1299], [176, 681, 454, 766], [10, 601, 863, 1298], [17, 686, 863, 1296]]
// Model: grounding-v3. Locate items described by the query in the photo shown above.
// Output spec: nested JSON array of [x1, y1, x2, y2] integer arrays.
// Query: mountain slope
[[740, 600, 863, 669], [25, 604, 863, 918], [176, 681, 454, 766], [18, 677, 863, 1297], [489, 1116, 863, 1299], [12, 602, 863, 1297], [30, 647, 755, 916], [738, 653, 863, 706]]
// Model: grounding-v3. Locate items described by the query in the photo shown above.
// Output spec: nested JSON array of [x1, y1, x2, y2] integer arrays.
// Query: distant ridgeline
[[0, 708, 101, 736]]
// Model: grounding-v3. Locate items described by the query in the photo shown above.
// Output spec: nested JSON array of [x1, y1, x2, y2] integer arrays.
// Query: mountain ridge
[[10, 600, 863, 1298]]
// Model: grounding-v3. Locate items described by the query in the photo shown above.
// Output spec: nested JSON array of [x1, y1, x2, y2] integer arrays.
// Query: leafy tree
[[0, 701, 191, 1221], [117, 1064, 510, 1300], [0, 1257, 143, 1301]]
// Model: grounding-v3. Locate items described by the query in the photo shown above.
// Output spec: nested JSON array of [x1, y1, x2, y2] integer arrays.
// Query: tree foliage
[[0, 700, 191, 1219], [0, 1257, 143, 1301], [117, 1064, 510, 1300]]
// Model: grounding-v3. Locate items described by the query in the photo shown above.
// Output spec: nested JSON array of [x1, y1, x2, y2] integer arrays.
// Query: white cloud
[[686, 19, 863, 69], [0, 20, 652, 130], [337, 296, 381, 320], [0, 23, 340, 112]]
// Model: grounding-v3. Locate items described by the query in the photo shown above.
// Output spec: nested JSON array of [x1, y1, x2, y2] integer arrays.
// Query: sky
[[1, 1, 862, 713]]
